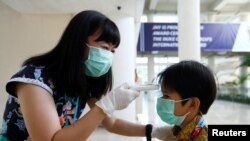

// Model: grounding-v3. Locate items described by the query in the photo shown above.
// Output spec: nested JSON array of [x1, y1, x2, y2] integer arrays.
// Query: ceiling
[[144, 0, 250, 22], [0, 0, 145, 22], [1, 0, 250, 22]]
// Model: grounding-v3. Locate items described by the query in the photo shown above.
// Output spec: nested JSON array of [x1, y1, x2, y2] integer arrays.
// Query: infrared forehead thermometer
[[130, 84, 159, 91]]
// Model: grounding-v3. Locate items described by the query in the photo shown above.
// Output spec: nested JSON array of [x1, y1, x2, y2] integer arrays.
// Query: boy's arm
[[152, 125, 175, 140]]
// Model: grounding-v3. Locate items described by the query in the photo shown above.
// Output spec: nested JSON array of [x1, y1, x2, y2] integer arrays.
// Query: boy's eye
[[162, 95, 170, 99]]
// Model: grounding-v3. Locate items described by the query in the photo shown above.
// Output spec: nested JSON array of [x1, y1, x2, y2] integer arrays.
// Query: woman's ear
[[189, 97, 200, 112]]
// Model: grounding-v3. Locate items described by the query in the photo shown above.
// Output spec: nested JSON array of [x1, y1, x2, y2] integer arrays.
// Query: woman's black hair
[[23, 10, 120, 99], [158, 60, 217, 114]]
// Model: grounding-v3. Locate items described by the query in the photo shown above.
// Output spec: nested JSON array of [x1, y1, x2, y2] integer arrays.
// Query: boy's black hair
[[158, 60, 217, 114], [23, 10, 120, 99]]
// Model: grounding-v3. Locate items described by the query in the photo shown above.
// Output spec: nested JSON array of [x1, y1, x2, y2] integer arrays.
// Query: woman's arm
[[88, 98, 146, 136], [16, 83, 107, 141]]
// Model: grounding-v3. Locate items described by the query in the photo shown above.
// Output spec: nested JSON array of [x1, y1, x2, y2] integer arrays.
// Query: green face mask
[[156, 96, 190, 126], [85, 46, 113, 77]]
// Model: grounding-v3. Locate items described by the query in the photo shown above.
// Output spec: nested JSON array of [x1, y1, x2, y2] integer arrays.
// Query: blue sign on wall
[[137, 23, 250, 52]]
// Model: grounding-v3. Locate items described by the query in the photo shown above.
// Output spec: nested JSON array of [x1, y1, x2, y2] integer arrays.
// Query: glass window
[[154, 57, 169, 78], [136, 57, 148, 84], [168, 57, 179, 63], [137, 65, 148, 84], [154, 65, 168, 77], [154, 57, 168, 63], [136, 57, 148, 64], [140, 15, 148, 23], [153, 14, 178, 23]]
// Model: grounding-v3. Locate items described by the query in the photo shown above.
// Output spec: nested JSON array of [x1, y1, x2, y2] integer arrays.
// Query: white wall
[[112, 16, 137, 122], [0, 2, 71, 125]]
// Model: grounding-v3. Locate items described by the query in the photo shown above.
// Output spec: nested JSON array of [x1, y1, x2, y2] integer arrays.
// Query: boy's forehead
[[160, 84, 166, 91], [160, 84, 182, 99], [160, 83, 171, 92], [160, 83, 166, 92]]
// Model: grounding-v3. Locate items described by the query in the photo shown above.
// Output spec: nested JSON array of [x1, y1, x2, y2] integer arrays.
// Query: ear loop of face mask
[[175, 98, 192, 114], [175, 98, 191, 103]]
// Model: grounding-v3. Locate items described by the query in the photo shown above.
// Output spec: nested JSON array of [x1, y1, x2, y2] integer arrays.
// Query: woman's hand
[[95, 83, 140, 116]]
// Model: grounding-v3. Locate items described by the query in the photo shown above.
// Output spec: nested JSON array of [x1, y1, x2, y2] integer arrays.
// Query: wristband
[[145, 124, 153, 141]]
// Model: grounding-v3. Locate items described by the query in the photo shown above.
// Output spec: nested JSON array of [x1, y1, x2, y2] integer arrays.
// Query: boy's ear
[[189, 97, 200, 112]]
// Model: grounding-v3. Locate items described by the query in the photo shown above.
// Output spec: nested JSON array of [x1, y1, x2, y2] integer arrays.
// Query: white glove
[[95, 83, 140, 116], [151, 125, 175, 141]]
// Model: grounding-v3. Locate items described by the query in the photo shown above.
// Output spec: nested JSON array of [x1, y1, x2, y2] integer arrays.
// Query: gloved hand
[[151, 125, 175, 140], [95, 83, 140, 116]]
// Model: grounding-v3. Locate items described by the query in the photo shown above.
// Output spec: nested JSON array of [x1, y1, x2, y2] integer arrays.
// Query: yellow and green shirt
[[176, 115, 208, 141]]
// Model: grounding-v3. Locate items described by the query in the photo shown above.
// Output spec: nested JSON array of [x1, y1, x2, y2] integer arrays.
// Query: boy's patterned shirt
[[176, 115, 208, 141]]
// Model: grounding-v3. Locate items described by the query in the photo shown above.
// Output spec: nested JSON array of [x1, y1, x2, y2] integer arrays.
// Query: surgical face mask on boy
[[84, 46, 113, 77], [156, 96, 191, 126]]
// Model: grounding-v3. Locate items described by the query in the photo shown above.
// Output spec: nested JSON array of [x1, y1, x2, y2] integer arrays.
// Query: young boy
[[154, 60, 217, 141]]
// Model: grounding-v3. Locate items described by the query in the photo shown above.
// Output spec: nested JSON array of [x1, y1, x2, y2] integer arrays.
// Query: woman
[[0, 10, 143, 141]]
